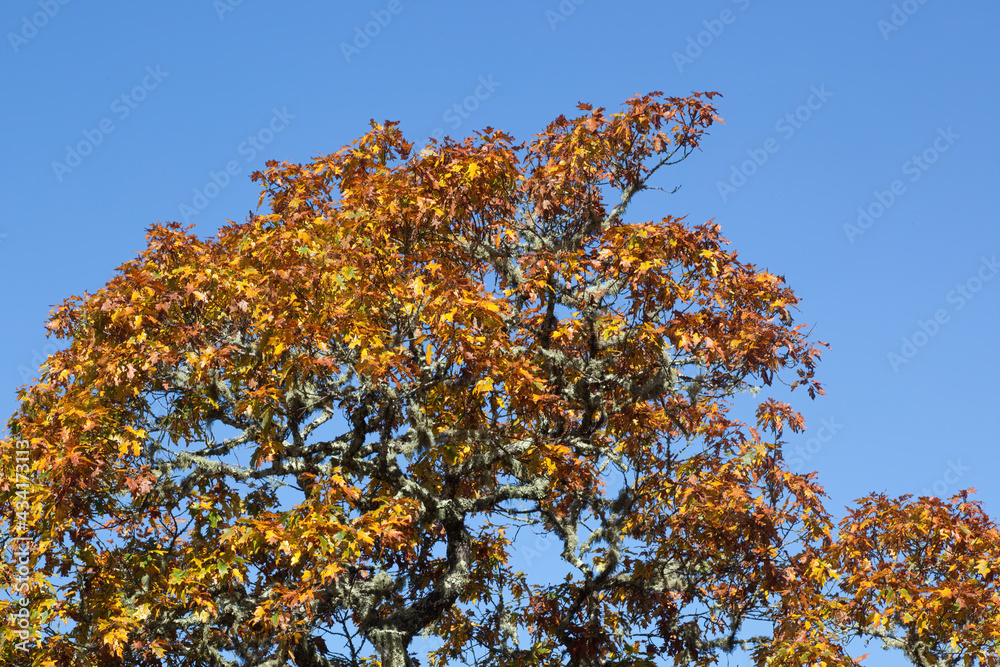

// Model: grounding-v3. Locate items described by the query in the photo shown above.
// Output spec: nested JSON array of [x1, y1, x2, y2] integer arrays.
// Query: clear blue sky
[[2, 1, 998, 662]]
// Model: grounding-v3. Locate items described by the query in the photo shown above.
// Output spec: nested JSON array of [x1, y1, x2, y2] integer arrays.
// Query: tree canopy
[[2, 91, 997, 667]]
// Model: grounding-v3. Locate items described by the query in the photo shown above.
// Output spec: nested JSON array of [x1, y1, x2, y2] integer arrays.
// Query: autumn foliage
[[2, 91, 997, 667]]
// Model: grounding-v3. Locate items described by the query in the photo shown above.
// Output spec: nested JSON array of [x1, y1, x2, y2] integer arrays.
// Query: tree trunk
[[367, 627, 414, 667]]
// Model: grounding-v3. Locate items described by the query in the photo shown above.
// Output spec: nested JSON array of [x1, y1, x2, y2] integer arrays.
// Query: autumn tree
[[2, 92, 997, 667]]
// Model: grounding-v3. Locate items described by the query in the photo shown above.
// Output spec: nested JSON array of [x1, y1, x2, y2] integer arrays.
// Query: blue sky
[[2, 1, 998, 663]]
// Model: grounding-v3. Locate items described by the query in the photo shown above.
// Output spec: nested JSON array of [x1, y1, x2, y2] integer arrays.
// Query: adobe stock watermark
[[51, 65, 170, 183], [887, 255, 998, 372], [178, 107, 295, 223], [16, 342, 61, 386], [521, 533, 556, 569], [213, 0, 245, 21], [672, 0, 751, 73], [843, 126, 958, 244], [545, 0, 587, 31], [877, 0, 931, 40], [6, 438, 36, 652], [7, 0, 71, 53], [919, 459, 969, 499], [784, 417, 843, 472], [423, 75, 501, 147], [340, 0, 406, 63], [716, 84, 833, 202]]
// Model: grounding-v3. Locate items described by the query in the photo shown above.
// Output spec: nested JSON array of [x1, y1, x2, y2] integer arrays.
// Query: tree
[[1, 91, 997, 667]]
